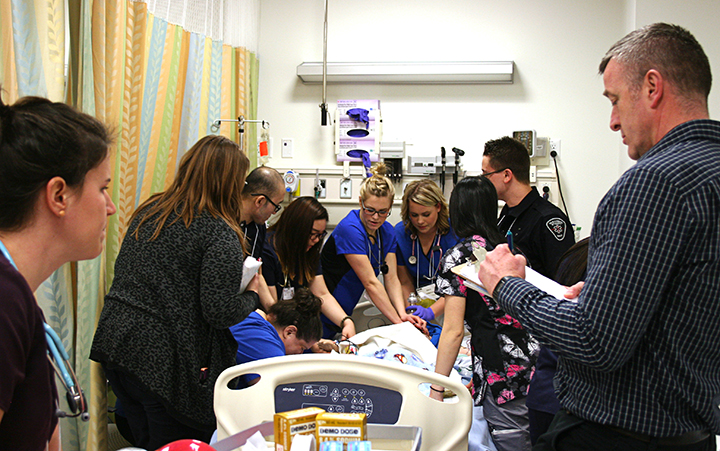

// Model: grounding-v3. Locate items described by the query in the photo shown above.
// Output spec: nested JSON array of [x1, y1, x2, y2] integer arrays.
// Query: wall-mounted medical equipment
[[297, 61, 515, 84], [407, 156, 457, 175], [335, 100, 382, 176], [380, 141, 405, 182], [451, 147, 465, 187], [284, 170, 299, 195], [513, 130, 537, 157]]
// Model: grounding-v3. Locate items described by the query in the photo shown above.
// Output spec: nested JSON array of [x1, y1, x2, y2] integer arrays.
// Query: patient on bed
[[230, 288, 325, 387]]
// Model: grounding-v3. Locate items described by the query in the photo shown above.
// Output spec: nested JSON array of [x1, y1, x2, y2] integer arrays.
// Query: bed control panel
[[274, 382, 402, 424]]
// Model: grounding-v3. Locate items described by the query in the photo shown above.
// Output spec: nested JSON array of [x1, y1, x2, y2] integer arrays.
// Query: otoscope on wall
[[452, 147, 465, 187]]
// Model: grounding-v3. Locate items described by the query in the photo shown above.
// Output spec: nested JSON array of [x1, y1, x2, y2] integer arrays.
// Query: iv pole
[[320, 0, 329, 126], [212, 116, 269, 152]]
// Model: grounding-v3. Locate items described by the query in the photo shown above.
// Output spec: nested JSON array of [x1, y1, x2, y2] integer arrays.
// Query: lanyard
[[242, 222, 260, 257], [497, 214, 518, 235], [0, 239, 17, 269]]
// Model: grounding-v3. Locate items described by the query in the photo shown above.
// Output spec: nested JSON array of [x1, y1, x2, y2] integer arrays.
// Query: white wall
[[256, 0, 720, 236]]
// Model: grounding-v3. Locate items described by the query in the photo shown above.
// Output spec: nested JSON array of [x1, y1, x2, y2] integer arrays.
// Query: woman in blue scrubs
[[230, 288, 323, 386], [394, 180, 458, 322], [321, 164, 425, 339]]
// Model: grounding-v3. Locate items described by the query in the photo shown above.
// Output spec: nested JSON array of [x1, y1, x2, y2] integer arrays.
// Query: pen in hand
[[506, 230, 514, 253]]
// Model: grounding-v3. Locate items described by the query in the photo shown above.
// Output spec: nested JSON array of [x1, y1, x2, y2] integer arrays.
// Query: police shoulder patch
[[546, 218, 566, 241]]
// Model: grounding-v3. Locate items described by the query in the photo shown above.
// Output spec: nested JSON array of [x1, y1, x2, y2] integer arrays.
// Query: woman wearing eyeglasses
[[321, 164, 425, 339], [259, 196, 356, 341], [394, 179, 458, 323]]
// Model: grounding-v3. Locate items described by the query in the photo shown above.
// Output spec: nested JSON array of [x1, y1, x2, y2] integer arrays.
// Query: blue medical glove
[[406, 305, 435, 321]]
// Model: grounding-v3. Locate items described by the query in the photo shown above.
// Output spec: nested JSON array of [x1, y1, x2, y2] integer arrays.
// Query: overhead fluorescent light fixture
[[297, 61, 514, 84]]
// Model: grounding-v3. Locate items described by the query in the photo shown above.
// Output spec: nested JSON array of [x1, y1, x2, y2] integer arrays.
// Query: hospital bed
[[214, 353, 473, 451]]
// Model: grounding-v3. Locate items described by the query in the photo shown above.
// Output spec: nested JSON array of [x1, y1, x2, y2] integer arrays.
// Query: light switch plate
[[281, 139, 293, 158]]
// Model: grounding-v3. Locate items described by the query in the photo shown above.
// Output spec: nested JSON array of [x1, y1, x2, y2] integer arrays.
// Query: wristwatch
[[493, 276, 515, 299]]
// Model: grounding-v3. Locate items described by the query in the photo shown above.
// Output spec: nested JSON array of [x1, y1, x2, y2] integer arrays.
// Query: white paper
[[240, 256, 262, 293], [242, 430, 270, 451], [455, 262, 576, 301]]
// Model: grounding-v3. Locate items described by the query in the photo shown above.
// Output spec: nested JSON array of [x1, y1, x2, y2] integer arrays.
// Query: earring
[[59, 210, 66, 217]]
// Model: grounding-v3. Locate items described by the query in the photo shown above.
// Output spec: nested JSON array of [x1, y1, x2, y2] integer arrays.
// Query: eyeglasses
[[481, 167, 509, 177], [309, 230, 328, 241], [251, 193, 282, 214], [361, 199, 391, 217]]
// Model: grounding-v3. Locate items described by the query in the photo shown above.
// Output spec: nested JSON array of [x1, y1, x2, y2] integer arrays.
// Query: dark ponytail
[[267, 287, 323, 342]]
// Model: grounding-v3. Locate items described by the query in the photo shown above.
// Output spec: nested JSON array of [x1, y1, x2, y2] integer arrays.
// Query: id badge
[[282, 286, 295, 300]]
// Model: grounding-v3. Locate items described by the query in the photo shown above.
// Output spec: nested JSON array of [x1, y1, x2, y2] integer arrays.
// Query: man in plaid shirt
[[479, 23, 720, 451]]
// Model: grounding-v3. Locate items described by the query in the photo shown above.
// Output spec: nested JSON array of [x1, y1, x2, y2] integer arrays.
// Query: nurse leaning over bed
[[394, 179, 459, 324], [91, 135, 260, 449], [258, 196, 356, 342], [320, 163, 426, 339]]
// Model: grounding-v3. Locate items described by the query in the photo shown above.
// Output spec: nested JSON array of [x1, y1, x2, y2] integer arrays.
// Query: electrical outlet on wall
[[550, 139, 561, 157], [540, 182, 552, 202], [339, 178, 352, 199]]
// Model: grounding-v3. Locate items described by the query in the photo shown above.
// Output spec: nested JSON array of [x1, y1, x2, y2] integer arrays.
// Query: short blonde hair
[[400, 179, 450, 235], [359, 162, 395, 200]]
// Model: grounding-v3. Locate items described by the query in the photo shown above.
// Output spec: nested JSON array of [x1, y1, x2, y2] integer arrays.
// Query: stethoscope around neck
[[366, 230, 388, 275], [0, 240, 89, 422], [408, 231, 442, 287]]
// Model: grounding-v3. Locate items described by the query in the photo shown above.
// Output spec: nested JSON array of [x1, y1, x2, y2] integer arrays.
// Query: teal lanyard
[[0, 239, 17, 270]]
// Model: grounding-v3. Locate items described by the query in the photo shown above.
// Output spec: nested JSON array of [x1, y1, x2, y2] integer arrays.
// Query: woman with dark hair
[[527, 238, 589, 444], [91, 135, 260, 449], [431, 176, 538, 451], [0, 95, 116, 451], [394, 179, 459, 322], [260, 196, 356, 340], [231, 287, 323, 386]]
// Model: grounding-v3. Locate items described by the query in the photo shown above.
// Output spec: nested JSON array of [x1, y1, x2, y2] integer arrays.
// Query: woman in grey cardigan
[[91, 135, 259, 449]]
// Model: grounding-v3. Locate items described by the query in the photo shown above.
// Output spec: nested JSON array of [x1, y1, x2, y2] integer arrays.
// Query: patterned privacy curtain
[[0, 0, 65, 100], [1, 0, 259, 449]]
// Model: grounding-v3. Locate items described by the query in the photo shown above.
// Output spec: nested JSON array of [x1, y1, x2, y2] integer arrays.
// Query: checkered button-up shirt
[[497, 119, 720, 437]]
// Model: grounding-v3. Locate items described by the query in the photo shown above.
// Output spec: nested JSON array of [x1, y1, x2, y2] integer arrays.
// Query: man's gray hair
[[599, 23, 711, 101]]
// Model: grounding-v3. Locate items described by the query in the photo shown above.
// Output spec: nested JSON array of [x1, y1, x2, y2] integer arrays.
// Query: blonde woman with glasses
[[321, 164, 425, 339]]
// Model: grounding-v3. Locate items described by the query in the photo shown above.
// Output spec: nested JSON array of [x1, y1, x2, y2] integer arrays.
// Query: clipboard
[[451, 262, 491, 296], [451, 261, 576, 301], [240, 256, 262, 293]]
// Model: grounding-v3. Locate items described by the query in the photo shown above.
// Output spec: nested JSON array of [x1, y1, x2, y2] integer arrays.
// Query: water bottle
[[407, 292, 419, 306]]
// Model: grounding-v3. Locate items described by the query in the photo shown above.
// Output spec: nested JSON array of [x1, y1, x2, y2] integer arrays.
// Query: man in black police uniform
[[482, 136, 574, 279]]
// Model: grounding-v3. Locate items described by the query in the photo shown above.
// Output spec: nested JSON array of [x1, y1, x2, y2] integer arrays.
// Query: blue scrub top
[[394, 221, 459, 288], [231, 311, 285, 364], [320, 209, 397, 338], [230, 311, 285, 387]]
